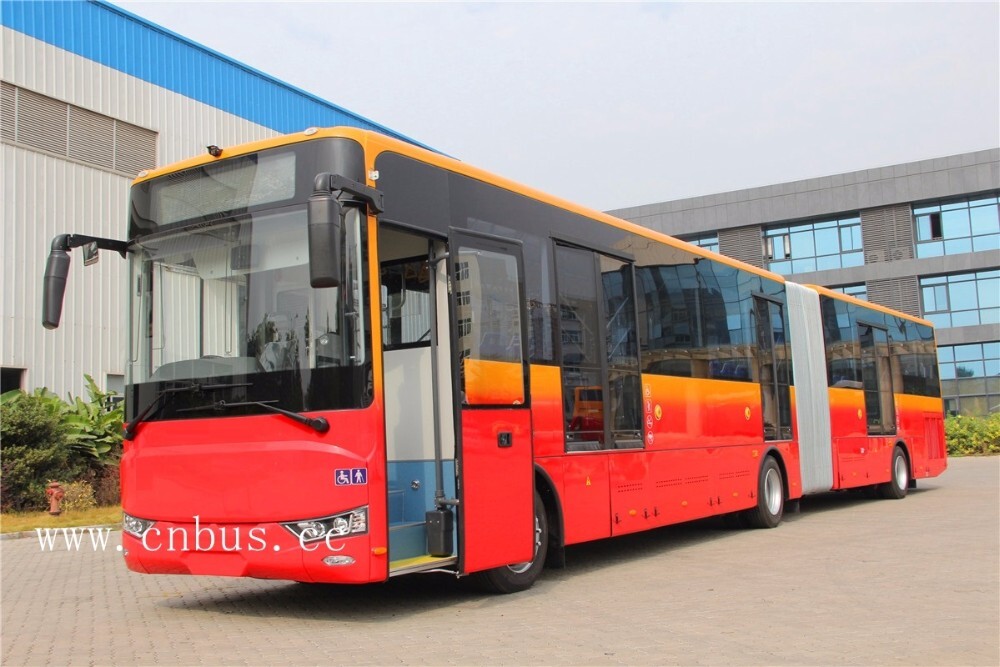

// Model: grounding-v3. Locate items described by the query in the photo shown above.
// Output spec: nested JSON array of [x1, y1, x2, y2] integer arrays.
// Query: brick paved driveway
[[2, 457, 997, 666]]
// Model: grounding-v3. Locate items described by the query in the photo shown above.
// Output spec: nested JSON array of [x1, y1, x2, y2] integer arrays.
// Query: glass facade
[[631, 167, 1000, 419], [921, 270, 1000, 417], [914, 194, 1000, 258], [920, 270, 1000, 329], [680, 233, 719, 254], [831, 284, 868, 301], [764, 216, 863, 275], [938, 342, 1000, 416]]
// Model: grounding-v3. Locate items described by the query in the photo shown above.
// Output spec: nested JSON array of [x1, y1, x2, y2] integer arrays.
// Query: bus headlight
[[123, 513, 155, 538], [281, 507, 368, 543]]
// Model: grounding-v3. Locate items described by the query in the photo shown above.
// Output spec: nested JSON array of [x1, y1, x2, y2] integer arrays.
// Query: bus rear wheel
[[745, 456, 784, 529], [877, 446, 909, 500], [474, 492, 548, 594]]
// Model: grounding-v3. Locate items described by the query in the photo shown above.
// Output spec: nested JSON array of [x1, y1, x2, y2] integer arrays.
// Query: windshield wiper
[[123, 382, 252, 440], [177, 399, 330, 434]]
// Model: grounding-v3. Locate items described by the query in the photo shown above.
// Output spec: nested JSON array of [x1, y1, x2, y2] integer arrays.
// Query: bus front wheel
[[474, 492, 548, 594]]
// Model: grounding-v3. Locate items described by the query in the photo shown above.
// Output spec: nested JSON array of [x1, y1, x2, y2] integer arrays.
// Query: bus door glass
[[556, 244, 642, 451], [753, 295, 792, 440], [556, 244, 605, 449], [859, 323, 896, 435], [450, 231, 534, 573]]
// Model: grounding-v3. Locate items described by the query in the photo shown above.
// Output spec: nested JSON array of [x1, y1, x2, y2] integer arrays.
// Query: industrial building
[[1, 0, 425, 399], [3, 1, 997, 417], [610, 151, 1000, 416]]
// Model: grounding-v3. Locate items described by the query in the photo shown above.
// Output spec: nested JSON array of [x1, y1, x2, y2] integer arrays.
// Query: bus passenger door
[[753, 295, 792, 441], [449, 231, 534, 573]]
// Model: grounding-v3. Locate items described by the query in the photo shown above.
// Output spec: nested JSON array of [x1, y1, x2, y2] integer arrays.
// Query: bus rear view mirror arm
[[42, 233, 128, 329], [308, 173, 384, 289]]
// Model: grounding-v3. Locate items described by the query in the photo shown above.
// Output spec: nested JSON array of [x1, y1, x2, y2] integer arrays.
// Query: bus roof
[[806, 283, 935, 328], [135, 126, 788, 284]]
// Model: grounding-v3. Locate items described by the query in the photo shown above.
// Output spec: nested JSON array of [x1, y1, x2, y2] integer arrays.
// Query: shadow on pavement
[[156, 483, 938, 621]]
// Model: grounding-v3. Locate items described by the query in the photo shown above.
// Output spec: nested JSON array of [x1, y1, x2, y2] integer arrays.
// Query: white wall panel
[[2, 27, 277, 169], [2, 143, 128, 397], [1, 27, 280, 397]]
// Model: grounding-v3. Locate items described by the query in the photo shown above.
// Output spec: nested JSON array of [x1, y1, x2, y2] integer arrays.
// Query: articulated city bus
[[42, 127, 947, 592]]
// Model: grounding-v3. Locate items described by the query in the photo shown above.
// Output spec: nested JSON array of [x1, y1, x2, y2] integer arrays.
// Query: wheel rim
[[894, 452, 908, 490], [764, 467, 782, 516], [507, 513, 542, 575]]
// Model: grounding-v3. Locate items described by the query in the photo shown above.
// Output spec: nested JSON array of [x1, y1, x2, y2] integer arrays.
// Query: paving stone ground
[[2, 457, 997, 666]]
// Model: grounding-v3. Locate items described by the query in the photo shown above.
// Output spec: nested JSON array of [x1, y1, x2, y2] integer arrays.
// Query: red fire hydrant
[[46, 482, 65, 516]]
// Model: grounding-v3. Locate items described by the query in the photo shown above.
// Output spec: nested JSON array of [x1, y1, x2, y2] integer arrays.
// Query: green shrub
[[945, 413, 1000, 456], [1, 376, 124, 511], [63, 375, 124, 468], [90, 464, 121, 506], [0, 390, 75, 512], [60, 481, 98, 512]]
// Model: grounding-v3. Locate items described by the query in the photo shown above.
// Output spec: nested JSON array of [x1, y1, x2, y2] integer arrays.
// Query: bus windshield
[[125, 204, 371, 422]]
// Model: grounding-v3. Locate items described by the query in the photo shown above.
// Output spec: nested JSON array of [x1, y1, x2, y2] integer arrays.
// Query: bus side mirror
[[42, 236, 72, 329], [308, 180, 343, 289], [41, 233, 127, 329]]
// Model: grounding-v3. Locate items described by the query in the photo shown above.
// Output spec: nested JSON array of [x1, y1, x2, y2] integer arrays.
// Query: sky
[[113, 1, 999, 212]]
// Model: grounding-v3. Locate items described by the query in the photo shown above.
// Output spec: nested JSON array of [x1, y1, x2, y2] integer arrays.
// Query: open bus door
[[448, 231, 535, 576]]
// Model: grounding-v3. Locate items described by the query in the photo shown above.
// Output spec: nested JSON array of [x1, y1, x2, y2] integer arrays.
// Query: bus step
[[389, 554, 458, 577]]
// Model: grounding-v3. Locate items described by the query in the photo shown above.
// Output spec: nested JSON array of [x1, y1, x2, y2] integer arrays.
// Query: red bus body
[[50, 128, 944, 591]]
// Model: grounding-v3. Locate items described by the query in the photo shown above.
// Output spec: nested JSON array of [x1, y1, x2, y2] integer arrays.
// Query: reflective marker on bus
[[41, 127, 946, 593]]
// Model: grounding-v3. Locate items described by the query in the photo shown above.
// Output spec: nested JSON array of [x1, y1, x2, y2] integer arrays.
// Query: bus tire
[[475, 492, 548, 594], [745, 456, 784, 529], [877, 446, 908, 500]]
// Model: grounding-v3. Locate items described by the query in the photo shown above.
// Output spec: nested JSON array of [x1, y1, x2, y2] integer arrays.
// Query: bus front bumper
[[121, 520, 381, 584]]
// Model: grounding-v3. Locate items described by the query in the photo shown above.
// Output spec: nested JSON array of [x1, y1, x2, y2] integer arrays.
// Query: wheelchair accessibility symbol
[[336, 468, 367, 485]]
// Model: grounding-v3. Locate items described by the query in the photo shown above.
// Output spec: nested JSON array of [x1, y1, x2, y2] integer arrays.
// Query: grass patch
[[0, 505, 121, 533]]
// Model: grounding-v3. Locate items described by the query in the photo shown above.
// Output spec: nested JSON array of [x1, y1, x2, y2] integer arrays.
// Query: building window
[[680, 233, 719, 254], [914, 194, 1000, 258], [457, 317, 473, 337], [920, 270, 1000, 329], [764, 216, 863, 275], [105, 374, 124, 395], [105, 374, 125, 409], [938, 342, 1000, 417], [562, 330, 582, 344], [1, 368, 24, 394], [831, 284, 867, 301]]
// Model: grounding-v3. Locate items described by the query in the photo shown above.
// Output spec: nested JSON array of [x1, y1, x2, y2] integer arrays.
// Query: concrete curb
[[0, 524, 121, 541]]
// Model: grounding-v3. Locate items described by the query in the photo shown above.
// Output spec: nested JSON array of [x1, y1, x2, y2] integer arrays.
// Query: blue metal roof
[[1, 0, 434, 150]]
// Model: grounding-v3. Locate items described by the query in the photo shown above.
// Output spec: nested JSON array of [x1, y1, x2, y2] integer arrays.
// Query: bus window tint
[[636, 250, 762, 382]]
